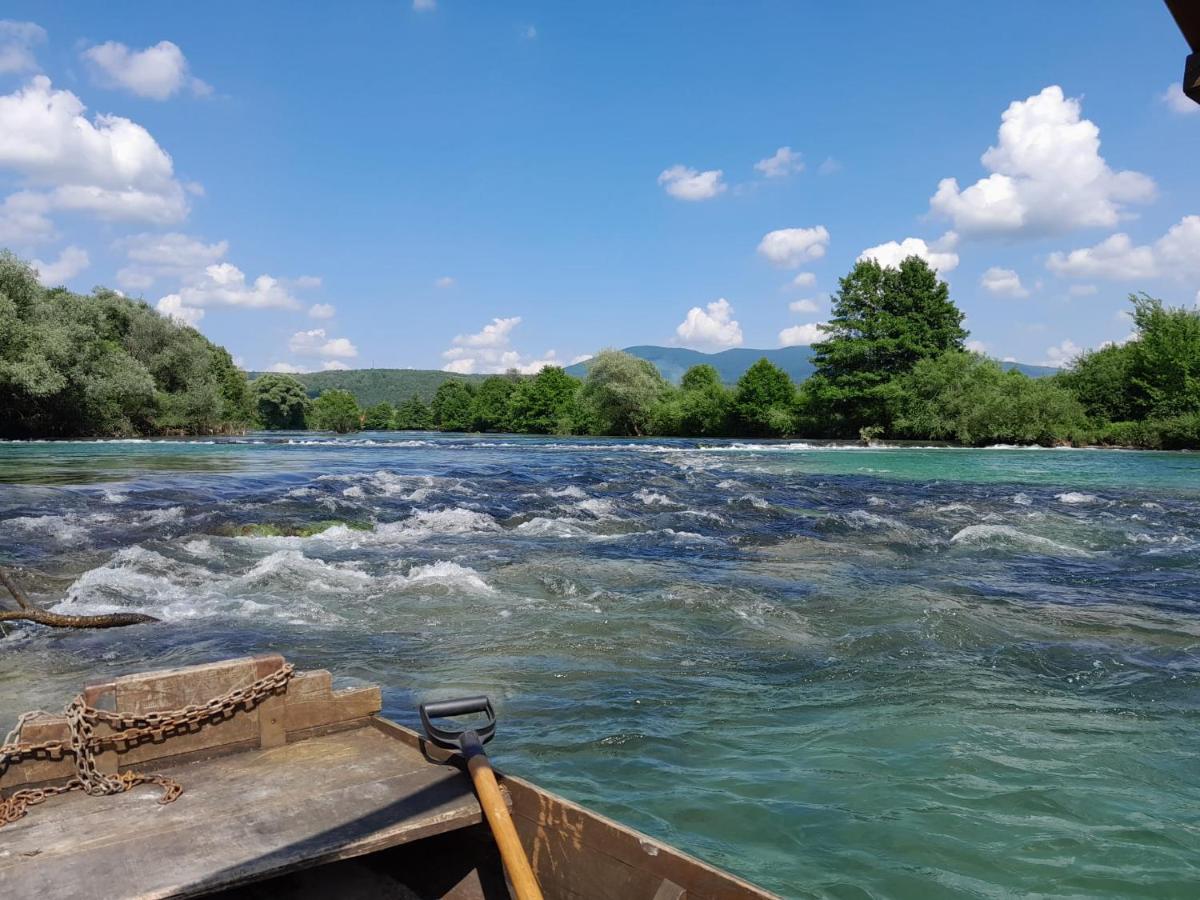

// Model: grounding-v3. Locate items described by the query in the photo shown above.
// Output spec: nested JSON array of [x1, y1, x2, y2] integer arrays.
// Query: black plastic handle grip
[[422, 696, 491, 719], [419, 696, 497, 751]]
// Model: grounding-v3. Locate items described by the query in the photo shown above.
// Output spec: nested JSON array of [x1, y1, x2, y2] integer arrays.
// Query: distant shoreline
[[1, 432, 1193, 453]]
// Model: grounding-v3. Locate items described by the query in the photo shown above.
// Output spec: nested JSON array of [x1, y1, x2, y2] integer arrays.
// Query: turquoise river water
[[1, 434, 1199, 897]]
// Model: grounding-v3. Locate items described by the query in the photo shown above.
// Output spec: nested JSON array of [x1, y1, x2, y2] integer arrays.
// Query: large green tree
[[309, 389, 362, 433], [579, 350, 668, 436], [251, 373, 309, 429], [734, 358, 795, 436], [1124, 293, 1200, 420], [810, 256, 967, 433], [1060, 344, 1134, 423], [472, 375, 518, 431], [431, 380, 476, 431], [674, 364, 733, 436], [897, 351, 1086, 446], [394, 394, 433, 430], [363, 401, 396, 430], [508, 366, 582, 434]]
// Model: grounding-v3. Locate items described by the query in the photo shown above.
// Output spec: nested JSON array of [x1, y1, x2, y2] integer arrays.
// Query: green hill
[[245, 368, 488, 405], [564, 345, 1057, 384], [250, 349, 1057, 407]]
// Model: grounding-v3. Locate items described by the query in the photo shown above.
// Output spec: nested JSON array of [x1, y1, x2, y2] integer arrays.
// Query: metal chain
[[0, 662, 294, 826]]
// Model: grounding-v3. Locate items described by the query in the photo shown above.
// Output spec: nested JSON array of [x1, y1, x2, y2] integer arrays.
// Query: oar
[[419, 697, 544, 900]]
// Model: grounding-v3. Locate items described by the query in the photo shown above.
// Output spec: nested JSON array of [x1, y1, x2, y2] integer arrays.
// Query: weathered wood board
[[0, 726, 484, 900], [0, 654, 380, 791], [372, 718, 780, 900]]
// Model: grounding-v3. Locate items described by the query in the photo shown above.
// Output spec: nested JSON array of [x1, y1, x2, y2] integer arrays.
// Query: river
[[2, 434, 1199, 897]]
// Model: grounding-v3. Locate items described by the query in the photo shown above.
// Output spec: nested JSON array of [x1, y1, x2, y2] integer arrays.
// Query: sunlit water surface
[[2, 434, 1199, 898]]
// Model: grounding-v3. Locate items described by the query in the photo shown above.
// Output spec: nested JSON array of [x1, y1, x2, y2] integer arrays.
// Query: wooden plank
[[369, 717, 778, 900], [0, 715, 72, 789], [0, 725, 484, 900], [283, 685, 381, 734], [503, 773, 777, 900], [2, 658, 382, 791]]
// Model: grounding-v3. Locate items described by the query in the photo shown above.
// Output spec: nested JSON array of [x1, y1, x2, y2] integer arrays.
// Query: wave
[[397, 561, 493, 594], [949, 524, 1091, 557], [52, 543, 495, 622], [573, 498, 618, 518], [1055, 492, 1100, 505], [633, 489, 674, 506], [515, 516, 592, 537], [237, 549, 373, 588], [4, 506, 185, 542]]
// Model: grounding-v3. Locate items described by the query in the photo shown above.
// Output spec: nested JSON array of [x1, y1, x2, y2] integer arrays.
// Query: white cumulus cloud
[[1046, 215, 1200, 281], [779, 322, 827, 346], [788, 298, 819, 314], [116, 232, 228, 289], [980, 266, 1029, 298], [322, 360, 350, 371], [453, 316, 521, 348], [1161, 83, 1199, 116], [441, 316, 561, 374], [82, 40, 211, 99], [308, 303, 335, 319], [156, 294, 204, 327], [0, 20, 45, 74], [0, 191, 54, 245], [1043, 339, 1083, 367], [413, 0, 436, 10], [0, 76, 190, 230], [966, 339, 988, 354], [757, 226, 830, 268], [658, 165, 726, 201], [755, 146, 804, 178], [675, 298, 743, 349], [858, 232, 959, 273], [267, 362, 304, 374], [161, 262, 301, 312], [30, 246, 89, 286], [288, 329, 358, 359], [791, 272, 816, 288], [930, 86, 1154, 237]]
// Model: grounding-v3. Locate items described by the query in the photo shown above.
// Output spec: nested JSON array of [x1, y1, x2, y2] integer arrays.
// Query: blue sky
[[0, 2, 1196, 373]]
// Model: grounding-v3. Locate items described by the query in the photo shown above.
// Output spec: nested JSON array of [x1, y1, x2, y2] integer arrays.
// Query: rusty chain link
[[0, 662, 294, 826]]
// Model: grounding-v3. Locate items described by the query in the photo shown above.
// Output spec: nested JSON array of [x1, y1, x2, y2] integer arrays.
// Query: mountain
[[565, 345, 1058, 384], [245, 368, 488, 406]]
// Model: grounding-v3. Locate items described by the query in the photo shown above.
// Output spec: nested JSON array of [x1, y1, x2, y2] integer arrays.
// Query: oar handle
[[461, 732, 544, 900]]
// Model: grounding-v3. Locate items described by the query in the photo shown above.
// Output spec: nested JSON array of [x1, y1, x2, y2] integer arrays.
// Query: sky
[[0, 2, 1196, 373]]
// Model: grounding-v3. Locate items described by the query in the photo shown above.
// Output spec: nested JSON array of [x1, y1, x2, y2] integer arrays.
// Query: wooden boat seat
[[0, 655, 487, 899]]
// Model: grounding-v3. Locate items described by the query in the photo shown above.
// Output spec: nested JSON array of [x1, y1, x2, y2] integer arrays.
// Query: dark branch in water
[[0, 609, 159, 628], [0, 567, 32, 610], [0, 566, 159, 630]]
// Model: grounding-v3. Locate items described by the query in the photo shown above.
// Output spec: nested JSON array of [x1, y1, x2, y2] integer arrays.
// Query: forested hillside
[[565, 345, 1057, 384], [0, 252, 251, 438]]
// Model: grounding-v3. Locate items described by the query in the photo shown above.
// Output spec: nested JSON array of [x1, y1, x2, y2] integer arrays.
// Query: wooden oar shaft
[[466, 750, 544, 900]]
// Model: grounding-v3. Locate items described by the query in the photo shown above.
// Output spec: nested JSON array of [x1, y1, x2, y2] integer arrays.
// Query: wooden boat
[[0, 655, 777, 899]]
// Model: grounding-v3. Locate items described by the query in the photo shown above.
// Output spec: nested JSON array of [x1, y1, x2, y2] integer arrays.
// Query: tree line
[[257, 256, 1199, 449], [0, 252, 250, 438], [4, 248, 1198, 447]]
